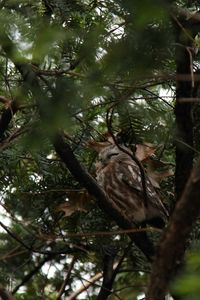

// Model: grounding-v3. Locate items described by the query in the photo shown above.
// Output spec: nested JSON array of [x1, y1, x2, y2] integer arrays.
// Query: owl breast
[[96, 160, 146, 223]]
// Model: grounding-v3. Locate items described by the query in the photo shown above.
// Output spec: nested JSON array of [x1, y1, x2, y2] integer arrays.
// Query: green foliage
[[173, 246, 200, 300], [0, 0, 198, 299]]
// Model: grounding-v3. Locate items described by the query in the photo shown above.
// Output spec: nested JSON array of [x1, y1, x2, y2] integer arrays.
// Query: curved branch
[[53, 133, 155, 260], [66, 272, 103, 300], [56, 257, 76, 300], [146, 156, 200, 300]]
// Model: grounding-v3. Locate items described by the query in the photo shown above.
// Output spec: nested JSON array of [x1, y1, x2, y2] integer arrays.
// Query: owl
[[89, 139, 168, 228]]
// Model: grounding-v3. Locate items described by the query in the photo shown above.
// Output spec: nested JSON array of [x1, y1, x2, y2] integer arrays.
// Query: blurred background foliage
[[0, 0, 199, 299], [173, 245, 200, 300]]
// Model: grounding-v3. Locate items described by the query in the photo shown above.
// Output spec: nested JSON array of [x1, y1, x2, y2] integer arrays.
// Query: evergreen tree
[[0, 1, 199, 299]]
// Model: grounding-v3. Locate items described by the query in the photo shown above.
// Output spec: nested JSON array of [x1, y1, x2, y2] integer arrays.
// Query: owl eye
[[107, 152, 119, 159]]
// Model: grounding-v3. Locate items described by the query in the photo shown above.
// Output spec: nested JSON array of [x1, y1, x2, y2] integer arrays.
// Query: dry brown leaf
[[38, 230, 57, 241], [0, 96, 12, 109], [146, 157, 174, 188], [145, 156, 172, 169], [56, 190, 89, 217], [147, 169, 174, 188], [135, 144, 174, 188], [135, 143, 156, 161], [56, 201, 87, 217]]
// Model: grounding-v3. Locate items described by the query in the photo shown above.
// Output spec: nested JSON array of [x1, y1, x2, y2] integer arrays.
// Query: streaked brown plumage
[[90, 140, 168, 227]]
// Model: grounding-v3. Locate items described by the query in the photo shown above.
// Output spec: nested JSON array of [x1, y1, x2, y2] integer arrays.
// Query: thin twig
[[175, 138, 200, 154], [186, 46, 194, 88], [40, 227, 162, 241], [65, 272, 103, 300], [112, 241, 133, 279], [0, 220, 88, 256], [56, 256, 76, 300], [32, 65, 85, 78], [12, 254, 54, 294], [0, 221, 31, 251], [143, 88, 174, 109], [0, 127, 29, 151], [66, 263, 123, 300]]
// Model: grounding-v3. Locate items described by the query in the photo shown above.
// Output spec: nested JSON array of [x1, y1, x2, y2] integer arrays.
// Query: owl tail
[[129, 231, 156, 261], [147, 216, 166, 229]]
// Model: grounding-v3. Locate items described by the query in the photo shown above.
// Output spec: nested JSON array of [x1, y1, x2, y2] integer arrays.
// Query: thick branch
[[53, 134, 155, 260], [174, 14, 194, 201], [173, 7, 200, 32], [170, 4, 200, 204], [97, 242, 132, 300], [97, 253, 116, 300], [146, 156, 200, 300], [145, 12, 200, 299], [0, 288, 14, 300]]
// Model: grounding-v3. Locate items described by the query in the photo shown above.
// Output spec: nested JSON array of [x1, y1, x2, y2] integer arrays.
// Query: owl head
[[88, 138, 132, 169], [98, 144, 121, 164]]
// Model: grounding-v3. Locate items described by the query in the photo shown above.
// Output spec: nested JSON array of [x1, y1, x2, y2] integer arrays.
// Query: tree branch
[[0, 99, 18, 141], [0, 30, 156, 261], [12, 254, 54, 294], [56, 256, 76, 300], [146, 156, 200, 300], [65, 272, 103, 300], [97, 242, 132, 300], [0, 288, 14, 300], [173, 7, 200, 29], [173, 12, 195, 201], [97, 253, 116, 300], [145, 11, 200, 299], [53, 133, 156, 260]]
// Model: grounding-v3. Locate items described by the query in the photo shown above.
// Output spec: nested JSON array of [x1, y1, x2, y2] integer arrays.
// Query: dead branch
[[56, 257, 76, 300], [65, 272, 103, 300]]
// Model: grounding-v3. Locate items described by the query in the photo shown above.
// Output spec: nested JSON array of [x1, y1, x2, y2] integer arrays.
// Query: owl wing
[[117, 160, 147, 194], [117, 160, 168, 220]]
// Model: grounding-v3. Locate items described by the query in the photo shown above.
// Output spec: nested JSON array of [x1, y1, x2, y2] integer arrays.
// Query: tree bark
[[174, 17, 194, 201], [146, 156, 200, 300], [146, 9, 200, 299], [0, 288, 14, 300], [97, 253, 116, 300]]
